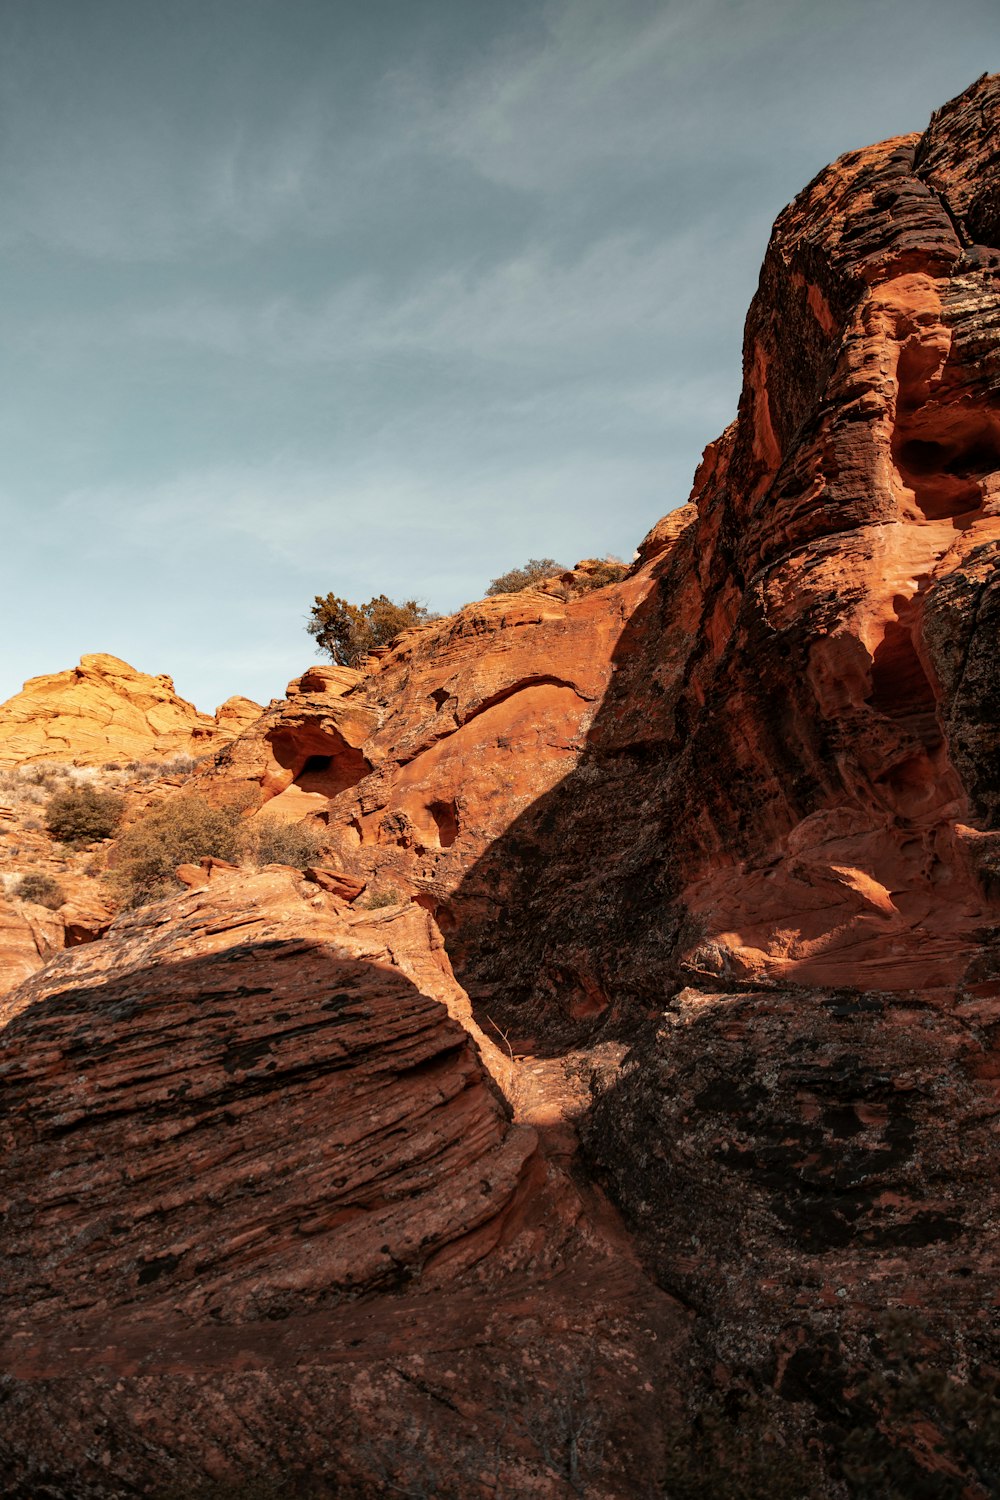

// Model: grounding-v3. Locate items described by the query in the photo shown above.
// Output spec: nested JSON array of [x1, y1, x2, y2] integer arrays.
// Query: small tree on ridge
[[307, 594, 432, 668]]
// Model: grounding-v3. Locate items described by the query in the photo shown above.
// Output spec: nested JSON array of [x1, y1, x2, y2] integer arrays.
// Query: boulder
[[0, 872, 684, 1497]]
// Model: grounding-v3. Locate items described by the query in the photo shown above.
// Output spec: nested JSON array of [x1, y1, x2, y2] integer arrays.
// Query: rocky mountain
[[3, 73, 1000, 1498], [0, 652, 261, 767]]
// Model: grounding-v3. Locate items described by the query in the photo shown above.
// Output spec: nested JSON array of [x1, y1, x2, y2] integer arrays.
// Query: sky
[[2, 0, 998, 712]]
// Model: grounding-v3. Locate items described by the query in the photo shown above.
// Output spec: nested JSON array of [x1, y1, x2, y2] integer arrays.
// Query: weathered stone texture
[[5, 73, 1000, 1499], [0, 653, 261, 767]]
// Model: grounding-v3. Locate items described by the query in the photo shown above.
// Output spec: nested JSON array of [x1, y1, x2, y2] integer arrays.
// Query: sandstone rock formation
[[0, 870, 684, 1497], [4, 74, 1000, 1498], [447, 72, 1000, 1027], [201, 555, 673, 928], [443, 71, 1000, 1493], [0, 653, 261, 767], [0, 896, 63, 993]]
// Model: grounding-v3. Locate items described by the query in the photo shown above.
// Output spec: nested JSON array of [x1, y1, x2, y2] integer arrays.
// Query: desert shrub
[[361, 887, 402, 910], [26, 763, 61, 787], [14, 872, 65, 909], [485, 558, 565, 596], [241, 817, 323, 870], [45, 785, 125, 845], [159, 753, 197, 777], [580, 556, 628, 589], [112, 794, 244, 906], [307, 593, 433, 667]]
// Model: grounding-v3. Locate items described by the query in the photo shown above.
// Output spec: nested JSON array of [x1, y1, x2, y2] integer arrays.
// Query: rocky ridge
[[0, 653, 261, 768], [0, 868, 685, 1497], [3, 74, 1000, 1498]]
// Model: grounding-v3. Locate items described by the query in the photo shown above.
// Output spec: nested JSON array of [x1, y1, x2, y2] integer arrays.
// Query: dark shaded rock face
[[5, 74, 1000, 1500], [446, 70, 1000, 1493]]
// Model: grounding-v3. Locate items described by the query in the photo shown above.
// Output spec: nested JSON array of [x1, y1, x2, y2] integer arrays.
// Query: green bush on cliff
[[111, 794, 245, 905], [14, 872, 66, 909], [360, 886, 401, 910], [239, 816, 323, 870], [44, 785, 124, 845], [111, 795, 325, 906], [307, 593, 432, 667], [579, 556, 628, 590], [485, 558, 565, 595]]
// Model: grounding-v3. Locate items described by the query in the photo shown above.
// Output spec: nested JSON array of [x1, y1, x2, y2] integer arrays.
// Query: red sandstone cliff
[[441, 75, 1000, 1025], [3, 75, 1000, 1498]]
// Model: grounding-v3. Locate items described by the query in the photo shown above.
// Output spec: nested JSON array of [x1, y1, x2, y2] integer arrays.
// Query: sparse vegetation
[[111, 794, 245, 906], [360, 887, 402, 910], [486, 558, 565, 596], [308, 593, 433, 667], [25, 763, 61, 788], [14, 872, 66, 909], [44, 785, 124, 845], [240, 817, 323, 870], [158, 752, 198, 777], [580, 555, 628, 589], [110, 795, 324, 907]]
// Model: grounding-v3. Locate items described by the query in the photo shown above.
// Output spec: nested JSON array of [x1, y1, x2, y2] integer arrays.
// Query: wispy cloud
[[393, 0, 710, 193], [3, 0, 995, 713], [26, 213, 759, 381]]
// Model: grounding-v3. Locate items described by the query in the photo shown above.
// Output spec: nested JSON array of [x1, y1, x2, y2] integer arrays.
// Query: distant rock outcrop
[[0, 654, 261, 767], [201, 560, 677, 915]]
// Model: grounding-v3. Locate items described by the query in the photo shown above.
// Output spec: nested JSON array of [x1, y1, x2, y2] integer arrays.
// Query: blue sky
[[2, 0, 998, 710]]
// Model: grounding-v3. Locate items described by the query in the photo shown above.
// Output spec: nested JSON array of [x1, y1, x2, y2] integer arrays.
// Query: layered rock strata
[[0, 870, 685, 1496], [448, 70, 1000, 1492], [202, 543, 691, 926], [442, 73, 1000, 1024], [4, 74, 1000, 1498], [0, 653, 261, 767], [0, 871, 534, 1321], [191, 72, 1000, 1488]]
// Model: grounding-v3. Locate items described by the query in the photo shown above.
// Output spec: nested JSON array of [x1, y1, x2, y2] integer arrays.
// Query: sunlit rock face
[[200, 552, 688, 914], [0, 653, 261, 767], [446, 72, 1000, 1025], [4, 74, 1000, 1500]]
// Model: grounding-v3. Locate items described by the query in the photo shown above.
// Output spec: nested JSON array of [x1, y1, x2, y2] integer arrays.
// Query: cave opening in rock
[[892, 371, 1000, 521], [428, 800, 459, 848], [300, 754, 333, 776], [267, 728, 371, 800]]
